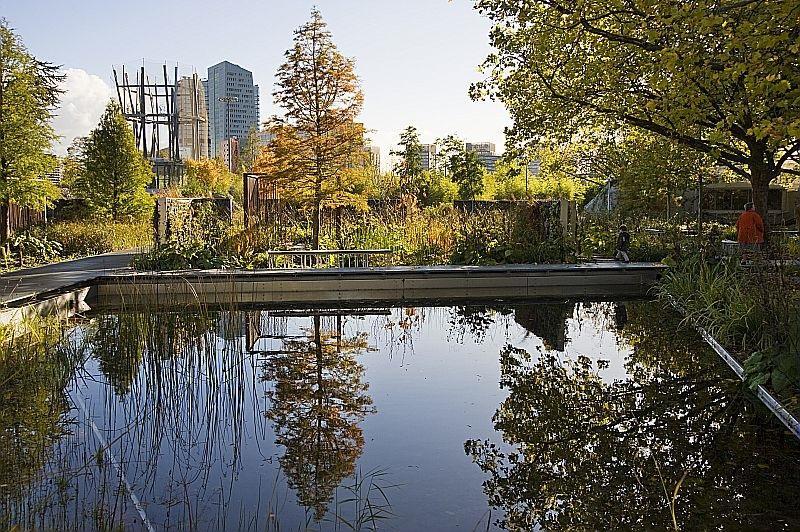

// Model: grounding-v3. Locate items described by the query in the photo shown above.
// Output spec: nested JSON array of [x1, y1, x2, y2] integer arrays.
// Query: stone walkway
[[0, 251, 135, 306]]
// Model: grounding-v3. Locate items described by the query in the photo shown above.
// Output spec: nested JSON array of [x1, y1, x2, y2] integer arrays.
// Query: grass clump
[[659, 254, 800, 405]]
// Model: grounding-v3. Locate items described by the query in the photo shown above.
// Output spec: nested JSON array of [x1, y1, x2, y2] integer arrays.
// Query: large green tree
[[267, 9, 367, 248], [0, 20, 62, 241], [472, 0, 800, 221], [74, 101, 153, 221], [594, 130, 715, 216], [439, 135, 485, 200], [390, 126, 424, 197]]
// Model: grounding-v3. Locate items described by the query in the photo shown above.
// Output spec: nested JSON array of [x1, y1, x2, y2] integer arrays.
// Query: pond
[[2, 300, 800, 530]]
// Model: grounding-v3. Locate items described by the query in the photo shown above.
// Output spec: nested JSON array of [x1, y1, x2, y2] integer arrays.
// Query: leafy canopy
[[473, 0, 800, 214], [261, 9, 368, 247], [439, 135, 485, 200], [0, 20, 62, 217], [74, 101, 153, 221], [183, 157, 237, 198]]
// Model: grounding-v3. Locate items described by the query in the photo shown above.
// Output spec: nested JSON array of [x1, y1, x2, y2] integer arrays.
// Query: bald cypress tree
[[76, 102, 153, 221], [267, 9, 367, 249]]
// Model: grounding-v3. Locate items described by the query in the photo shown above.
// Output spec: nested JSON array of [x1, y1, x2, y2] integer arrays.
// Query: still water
[[2, 301, 800, 530]]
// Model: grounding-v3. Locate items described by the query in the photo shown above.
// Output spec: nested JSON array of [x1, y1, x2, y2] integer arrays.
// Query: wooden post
[[243, 173, 250, 228]]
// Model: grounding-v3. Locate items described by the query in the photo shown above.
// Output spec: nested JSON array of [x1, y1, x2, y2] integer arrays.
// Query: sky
[[1, 0, 511, 166]]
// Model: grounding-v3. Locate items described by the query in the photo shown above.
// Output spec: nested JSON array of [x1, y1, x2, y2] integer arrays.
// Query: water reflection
[[465, 303, 800, 530], [262, 314, 376, 521], [1, 301, 799, 530], [0, 328, 77, 510], [513, 303, 574, 351]]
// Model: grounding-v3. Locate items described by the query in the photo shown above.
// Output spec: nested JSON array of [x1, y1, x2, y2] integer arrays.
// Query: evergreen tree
[[266, 9, 367, 248], [74, 101, 153, 221], [0, 20, 63, 241], [390, 126, 423, 197]]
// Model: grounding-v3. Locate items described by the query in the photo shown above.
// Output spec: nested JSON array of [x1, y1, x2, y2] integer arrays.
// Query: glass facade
[[204, 61, 260, 158]]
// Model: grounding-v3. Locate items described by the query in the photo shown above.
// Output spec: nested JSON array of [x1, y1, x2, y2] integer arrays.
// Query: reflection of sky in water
[[5, 302, 796, 531]]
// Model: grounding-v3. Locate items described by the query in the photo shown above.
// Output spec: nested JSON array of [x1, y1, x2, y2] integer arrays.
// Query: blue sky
[[1, 0, 510, 164]]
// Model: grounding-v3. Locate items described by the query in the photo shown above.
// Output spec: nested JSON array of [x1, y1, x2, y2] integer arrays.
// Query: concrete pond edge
[[666, 295, 800, 441]]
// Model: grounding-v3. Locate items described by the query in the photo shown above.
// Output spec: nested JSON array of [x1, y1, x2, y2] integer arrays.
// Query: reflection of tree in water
[[466, 302, 800, 530], [449, 306, 519, 344], [513, 303, 575, 351], [90, 312, 217, 395], [0, 323, 78, 518], [264, 315, 375, 521], [447, 304, 574, 351], [449, 306, 498, 342], [90, 314, 144, 395]]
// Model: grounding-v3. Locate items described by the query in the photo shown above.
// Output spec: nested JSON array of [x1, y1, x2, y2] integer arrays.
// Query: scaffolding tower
[[113, 64, 184, 189]]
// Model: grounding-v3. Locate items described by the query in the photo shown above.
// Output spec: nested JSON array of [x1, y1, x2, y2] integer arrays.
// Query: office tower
[[204, 61, 260, 158], [366, 146, 381, 174], [465, 141, 501, 172], [419, 144, 438, 170], [220, 137, 240, 173], [177, 74, 209, 160]]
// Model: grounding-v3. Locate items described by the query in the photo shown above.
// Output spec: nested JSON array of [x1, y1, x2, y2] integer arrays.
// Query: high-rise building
[[366, 146, 381, 174], [465, 142, 496, 155], [220, 137, 240, 173], [419, 144, 438, 171], [203, 61, 260, 158], [177, 74, 209, 160], [466, 141, 501, 172]]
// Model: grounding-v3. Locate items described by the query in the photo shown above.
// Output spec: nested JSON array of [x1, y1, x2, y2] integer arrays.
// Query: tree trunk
[[0, 198, 8, 244], [312, 201, 321, 250], [335, 206, 341, 247], [749, 161, 774, 238]]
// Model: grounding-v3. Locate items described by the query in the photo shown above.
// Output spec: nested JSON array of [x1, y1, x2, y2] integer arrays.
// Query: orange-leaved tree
[[261, 9, 368, 249]]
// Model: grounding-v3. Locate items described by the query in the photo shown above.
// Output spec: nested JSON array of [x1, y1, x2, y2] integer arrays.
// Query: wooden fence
[[2, 202, 47, 239]]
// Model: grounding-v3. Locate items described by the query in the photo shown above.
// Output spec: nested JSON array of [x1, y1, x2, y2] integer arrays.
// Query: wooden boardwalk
[[92, 262, 666, 308], [0, 251, 135, 307]]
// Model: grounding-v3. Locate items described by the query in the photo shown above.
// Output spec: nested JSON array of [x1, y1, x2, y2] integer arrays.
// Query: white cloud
[[51, 68, 114, 155]]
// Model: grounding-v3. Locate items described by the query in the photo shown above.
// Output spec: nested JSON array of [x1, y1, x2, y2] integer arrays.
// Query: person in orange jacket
[[736, 202, 765, 252]]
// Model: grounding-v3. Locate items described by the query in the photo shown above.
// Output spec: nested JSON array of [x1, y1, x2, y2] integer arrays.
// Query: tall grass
[[134, 201, 569, 270], [39, 219, 153, 256], [659, 254, 799, 399]]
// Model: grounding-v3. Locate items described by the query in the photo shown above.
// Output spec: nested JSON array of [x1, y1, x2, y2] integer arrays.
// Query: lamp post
[[218, 96, 239, 171]]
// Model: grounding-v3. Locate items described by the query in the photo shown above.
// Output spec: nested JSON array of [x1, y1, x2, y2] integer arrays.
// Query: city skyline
[[1, 0, 510, 168]]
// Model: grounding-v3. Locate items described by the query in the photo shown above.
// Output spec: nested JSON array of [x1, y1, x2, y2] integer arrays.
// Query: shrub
[[42, 220, 153, 256], [8, 231, 63, 265], [579, 215, 708, 262], [132, 241, 242, 271]]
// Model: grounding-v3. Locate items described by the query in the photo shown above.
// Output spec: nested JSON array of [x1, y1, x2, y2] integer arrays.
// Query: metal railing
[[263, 249, 393, 269]]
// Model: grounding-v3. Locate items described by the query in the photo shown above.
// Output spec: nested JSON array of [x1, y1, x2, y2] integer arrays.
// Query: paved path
[[0, 251, 135, 306]]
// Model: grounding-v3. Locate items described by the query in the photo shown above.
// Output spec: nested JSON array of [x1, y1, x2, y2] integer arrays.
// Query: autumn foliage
[[256, 9, 369, 248]]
